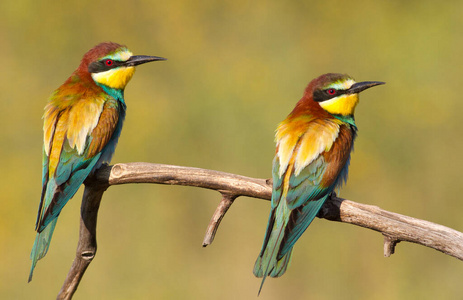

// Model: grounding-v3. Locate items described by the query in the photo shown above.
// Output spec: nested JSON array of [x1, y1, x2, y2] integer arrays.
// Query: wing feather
[[87, 99, 120, 158], [36, 96, 120, 231]]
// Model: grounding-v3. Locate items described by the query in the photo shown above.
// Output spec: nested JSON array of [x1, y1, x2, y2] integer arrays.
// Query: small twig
[[203, 192, 237, 247], [57, 162, 463, 299], [383, 235, 400, 257]]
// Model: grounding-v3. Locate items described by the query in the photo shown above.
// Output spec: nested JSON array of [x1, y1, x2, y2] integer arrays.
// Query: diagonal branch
[[203, 192, 237, 247], [58, 162, 463, 299]]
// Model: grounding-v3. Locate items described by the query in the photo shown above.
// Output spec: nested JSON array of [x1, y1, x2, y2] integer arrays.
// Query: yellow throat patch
[[91, 66, 136, 90], [319, 93, 359, 116]]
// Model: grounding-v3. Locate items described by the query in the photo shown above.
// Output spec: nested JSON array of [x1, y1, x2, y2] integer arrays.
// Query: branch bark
[[57, 182, 108, 300], [57, 162, 463, 299]]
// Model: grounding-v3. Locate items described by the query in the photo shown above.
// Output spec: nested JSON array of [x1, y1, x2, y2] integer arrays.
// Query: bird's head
[[78, 42, 166, 90], [306, 73, 384, 116]]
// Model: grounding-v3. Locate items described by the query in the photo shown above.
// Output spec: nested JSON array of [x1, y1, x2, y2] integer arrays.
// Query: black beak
[[126, 55, 167, 67], [348, 81, 385, 94]]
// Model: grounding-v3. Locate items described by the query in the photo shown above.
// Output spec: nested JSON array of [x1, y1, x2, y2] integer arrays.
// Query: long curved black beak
[[126, 55, 167, 67], [348, 81, 385, 94]]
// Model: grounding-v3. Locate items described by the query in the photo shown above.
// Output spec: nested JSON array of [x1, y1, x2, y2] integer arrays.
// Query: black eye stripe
[[313, 88, 348, 102], [88, 59, 125, 73]]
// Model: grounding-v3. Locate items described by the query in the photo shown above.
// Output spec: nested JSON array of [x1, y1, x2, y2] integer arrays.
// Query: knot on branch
[[111, 164, 124, 178], [81, 250, 96, 261]]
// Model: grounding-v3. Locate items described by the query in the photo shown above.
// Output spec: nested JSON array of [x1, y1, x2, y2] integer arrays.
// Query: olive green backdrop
[[1, 0, 462, 299]]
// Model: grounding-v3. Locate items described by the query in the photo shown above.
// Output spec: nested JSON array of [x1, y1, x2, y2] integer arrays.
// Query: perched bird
[[29, 42, 165, 281], [254, 73, 384, 293]]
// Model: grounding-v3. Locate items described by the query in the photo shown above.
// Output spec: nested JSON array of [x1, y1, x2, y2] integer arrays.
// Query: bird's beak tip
[[152, 56, 167, 62]]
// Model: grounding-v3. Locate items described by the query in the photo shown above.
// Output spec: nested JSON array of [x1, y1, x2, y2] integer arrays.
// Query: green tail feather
[[253, 239, 293, 278], [29, 218, 57, 282], [269, 249, 293, 277], [253, 202, 292, 295], [254, 248, 293, 296]]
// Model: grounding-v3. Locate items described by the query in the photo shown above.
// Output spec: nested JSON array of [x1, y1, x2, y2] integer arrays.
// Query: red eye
[[105, 59, 113, 66], [327, 89, 336, 95]]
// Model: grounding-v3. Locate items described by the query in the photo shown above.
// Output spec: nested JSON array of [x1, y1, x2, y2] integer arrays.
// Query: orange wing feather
[[87, 99, 120, 158]]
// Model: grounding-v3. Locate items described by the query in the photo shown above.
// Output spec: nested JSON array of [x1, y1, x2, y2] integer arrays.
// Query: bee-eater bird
[[29, 42, 165, 282], [253, 73, 384, 293]]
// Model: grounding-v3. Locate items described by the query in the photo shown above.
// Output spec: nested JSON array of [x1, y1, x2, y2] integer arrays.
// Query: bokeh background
[[1, 0, 463, 299]]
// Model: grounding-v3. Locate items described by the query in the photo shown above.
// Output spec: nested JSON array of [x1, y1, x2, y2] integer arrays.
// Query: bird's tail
[[253, 203, 293, 295], [29, 218, 57, 282]]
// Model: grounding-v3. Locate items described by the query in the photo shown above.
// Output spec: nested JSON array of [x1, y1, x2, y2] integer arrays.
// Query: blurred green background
[[1, 0, 462, 299]]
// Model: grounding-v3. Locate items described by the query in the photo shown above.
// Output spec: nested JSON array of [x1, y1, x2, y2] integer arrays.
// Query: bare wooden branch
[[318, 196, 463, 260], [57, 162, 463, 299], [99, 162, 271, 198], [58, 182, 108, 300]]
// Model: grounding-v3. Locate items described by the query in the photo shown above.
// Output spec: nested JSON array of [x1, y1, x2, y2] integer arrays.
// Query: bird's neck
[[332, 114, 357, 129], [96, 83, 126, 104]]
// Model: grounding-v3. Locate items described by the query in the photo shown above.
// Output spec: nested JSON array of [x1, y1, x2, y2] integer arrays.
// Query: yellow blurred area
[[1, 0, 462, 299]]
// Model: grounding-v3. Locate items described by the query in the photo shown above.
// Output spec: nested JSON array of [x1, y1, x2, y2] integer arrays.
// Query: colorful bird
[[29, 42, 165, 281], [253, 73, 384, 293]]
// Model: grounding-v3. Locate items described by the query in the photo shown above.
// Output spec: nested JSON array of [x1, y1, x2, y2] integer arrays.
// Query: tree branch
[[57, 182, 108, 300], [57, 162, 463, 299]]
